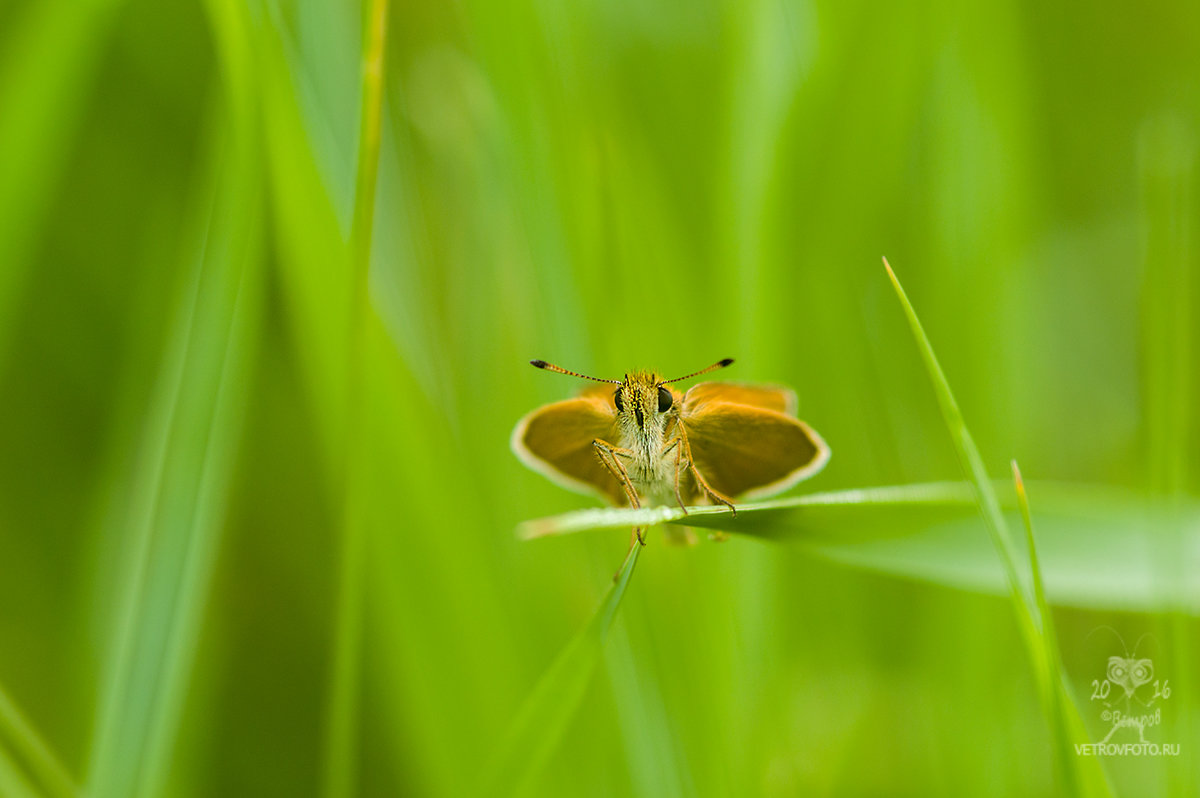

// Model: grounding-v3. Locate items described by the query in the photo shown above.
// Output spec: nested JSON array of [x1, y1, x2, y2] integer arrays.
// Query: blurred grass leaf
[[0, 685, 76, 798], [84, 1, 263, 794], [1139, 115, 1198, 797], [256, 4, 352, 463], [323, 1, 390, 796], [0, 0, 126, 359], [482, 543, 641, 797], [809, 488, 1199, 616], [0, 756, 38, 798]]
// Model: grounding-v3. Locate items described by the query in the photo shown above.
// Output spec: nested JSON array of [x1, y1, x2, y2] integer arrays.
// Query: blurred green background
[[0, 0, 1198, 795]]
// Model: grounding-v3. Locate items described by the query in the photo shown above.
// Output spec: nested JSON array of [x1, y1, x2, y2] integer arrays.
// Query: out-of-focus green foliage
[[0, 0, 1197, 795]]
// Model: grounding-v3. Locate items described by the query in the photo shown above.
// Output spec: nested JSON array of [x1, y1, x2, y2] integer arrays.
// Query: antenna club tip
[[719, 358, 734, 367], [530, 359, 548, 369]]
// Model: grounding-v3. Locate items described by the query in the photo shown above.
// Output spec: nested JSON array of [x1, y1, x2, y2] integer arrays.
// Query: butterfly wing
[[681, 385, 829, 499], [511, 385, 625, 503], [684, 381, 797, 416]]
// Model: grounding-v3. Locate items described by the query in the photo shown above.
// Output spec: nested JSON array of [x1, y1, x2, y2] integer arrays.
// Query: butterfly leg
[[662, 435, 689, 514], [691, 467, 736, 517], [593, 439, 640, 509], [676, 426, 737, 517], [593, 439, 646, 549]]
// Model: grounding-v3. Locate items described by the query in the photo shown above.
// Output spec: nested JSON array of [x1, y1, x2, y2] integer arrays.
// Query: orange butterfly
[[511, 358, 829, 542]]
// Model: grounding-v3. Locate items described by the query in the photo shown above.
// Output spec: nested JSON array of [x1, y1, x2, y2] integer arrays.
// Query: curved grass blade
[[883, 258, 1110, 797], [1013, 463, 1079, 797], [85, 146, 262, 798], [84, 2, 263, 793], [0, 683, 77, 798], [882, 258, 1037, 619], [518, 482, 981, 540], [323, 1, 390, 796], [0, 0, 127, 362], [519, 481, 1199, 614], [481, 544, 641, 797]]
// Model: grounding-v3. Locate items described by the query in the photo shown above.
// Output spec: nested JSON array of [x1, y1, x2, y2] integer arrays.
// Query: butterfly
[[511, 358, 829, 542]]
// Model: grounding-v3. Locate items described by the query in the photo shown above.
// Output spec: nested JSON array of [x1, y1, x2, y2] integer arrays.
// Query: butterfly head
[[614, 372, 676, 433], [529, 357, 735, 435]]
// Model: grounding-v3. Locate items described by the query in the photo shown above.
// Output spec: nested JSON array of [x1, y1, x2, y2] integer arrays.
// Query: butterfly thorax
[[613, 371, 684, 504]]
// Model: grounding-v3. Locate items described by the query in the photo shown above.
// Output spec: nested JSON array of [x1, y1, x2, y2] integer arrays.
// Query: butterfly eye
[[657, 386, 673, 413], [614, 389, 624, 412]]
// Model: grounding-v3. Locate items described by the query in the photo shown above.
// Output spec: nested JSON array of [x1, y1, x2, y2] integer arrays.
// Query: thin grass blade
[[519, 481, 1199, 613], [323, 1, 390, 796], [518, 482, 981, 540], [884, 258, 1110, 797], [0, 684, 76, 798], [1013, 462, 1079, 796], [482, 543, 641, 796], [883, 258, 1037, 618], [84, 3, 263, 791]]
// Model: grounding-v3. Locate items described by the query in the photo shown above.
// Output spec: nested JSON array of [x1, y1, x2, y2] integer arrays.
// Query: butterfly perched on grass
[[512, 358, 829, 545]]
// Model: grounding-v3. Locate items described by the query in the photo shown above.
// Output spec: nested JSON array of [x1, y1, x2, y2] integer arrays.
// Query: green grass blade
[[256, 8, 352, 458], [883, 258, 1037, 621], [86, 147, 262, 798], [323, 1, 390, 796], [84, 5, 263, 792], [0, 684, 77, 798], [0, 0, 126, 361], [1139, 117, 1197, 797], [1012, 467, 1051, 639], [0, 752, 39, 798], [519, 481, 1199, 613], [518, 482, 981, 540], [1013, 462, 1078, 796], [482, 544, 641, 796], [1139, 118, 1192, 500], [884, 258, 1110, 797]]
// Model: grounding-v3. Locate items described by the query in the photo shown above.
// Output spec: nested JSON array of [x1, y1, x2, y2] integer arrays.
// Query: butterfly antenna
[[529, 359, 620, 384], [662, 358, 734, 384]]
